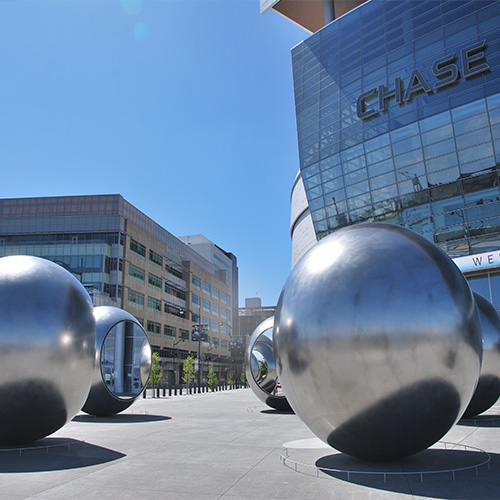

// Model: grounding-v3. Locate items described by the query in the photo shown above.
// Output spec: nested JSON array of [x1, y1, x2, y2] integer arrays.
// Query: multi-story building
[[236, 297, 276, 383], [0, 195, 238, 385], [179, 234, 239, 334], [238, 297, 276, 339], [264, 0, 500, 307]]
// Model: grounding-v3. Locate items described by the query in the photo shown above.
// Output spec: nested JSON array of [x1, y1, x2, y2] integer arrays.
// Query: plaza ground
[[0, 388, 499, 499]]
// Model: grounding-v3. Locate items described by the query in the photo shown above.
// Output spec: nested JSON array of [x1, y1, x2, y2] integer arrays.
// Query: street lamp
[[189, 302, 208, 394]]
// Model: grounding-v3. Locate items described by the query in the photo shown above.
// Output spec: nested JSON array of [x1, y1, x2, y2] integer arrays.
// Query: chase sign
[[356, 40, 490, 120]]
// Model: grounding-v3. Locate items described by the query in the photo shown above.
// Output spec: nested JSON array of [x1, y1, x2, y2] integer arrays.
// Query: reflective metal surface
[[82, 306, 152, 416], [462, 292, 500, 418], [245, 317, 292, 412], [0, 255, 96, 445], [274, 223, 482, 461]]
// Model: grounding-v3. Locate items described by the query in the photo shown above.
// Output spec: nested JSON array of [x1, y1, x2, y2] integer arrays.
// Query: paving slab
[[0, 388, 499, 499]]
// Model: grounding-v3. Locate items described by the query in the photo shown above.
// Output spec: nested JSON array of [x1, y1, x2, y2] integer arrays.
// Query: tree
[[227, 369, 235, 387], [258, 359, 268, 381], [207, 362, 218, 391], [182, 355, 196, 385], [149, 352, 162, 390], [240, 363, 247, 387]]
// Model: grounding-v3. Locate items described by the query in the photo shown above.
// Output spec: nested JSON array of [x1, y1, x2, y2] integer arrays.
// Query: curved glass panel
[[249, 328, 280, 395], [101, 321, 150, 400]]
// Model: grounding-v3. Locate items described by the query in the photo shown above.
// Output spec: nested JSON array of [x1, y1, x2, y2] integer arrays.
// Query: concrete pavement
[[0, 388, 499, 499]]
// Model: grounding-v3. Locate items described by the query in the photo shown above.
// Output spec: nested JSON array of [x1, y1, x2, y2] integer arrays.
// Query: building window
[[110, 285, 122, 298], [212, 337, 219, 348], [192, 275, 201, 290], [130, 238, 146, 258], [148, 272, 162, 290], [148, 296, 162, 313], [192, 313, 200, 323], [180, 329, 189, 341], [203, 299, 210, 312], [221, 324, 227, 334], [220, 292, 227, 304], [221, 308, 227, 320], [202, 316, 211, 329], [212, 287, 219, 300], [147, 320, 161, 335], [129, 263, 145, 283], [212, 304, 219, 316], [128, 289, 144, 309], [166, 263, 183, 280], [110, 257, 123, 271], [221, 339, 227, 348], [192, 294, 200, 307], [203, 281, 211, 295], [213, 320, 219, 332], [164, 325, 176, 338], [165, 283, 186, 301], [149, 249, 163, 267]]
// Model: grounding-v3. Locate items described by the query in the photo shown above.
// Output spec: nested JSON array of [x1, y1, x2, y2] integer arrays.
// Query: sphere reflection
[[246, 317, 292, 412], [0, 255, 95, 445], [82, 306, 151, 416], [462, 292, 500, 418], [275, 223, 482, 461]]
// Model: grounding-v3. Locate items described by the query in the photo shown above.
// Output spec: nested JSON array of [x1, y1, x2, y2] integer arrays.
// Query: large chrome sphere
[[462, 292, 500, 418], [245, 317, 293, 412], [82, 306, 151, 417], [0, 255, 95, 445], [274, 223, 482, 461]]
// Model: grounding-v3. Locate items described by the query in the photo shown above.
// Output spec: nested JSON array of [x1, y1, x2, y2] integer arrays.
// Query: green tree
[[207, 362, 218, 391], [227, 369, 235, 387], [259, 359, 268, 381], [240, 363, 247, 387], [149, 351, 162, 390], [182, 355, 196, 385]]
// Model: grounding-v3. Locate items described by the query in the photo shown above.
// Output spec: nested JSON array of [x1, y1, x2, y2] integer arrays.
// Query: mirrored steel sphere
[[82, 306, 152, 416], [462, 292, 500, 418], [274, 223, 482, 461], [245, 317, 292, 412], [0, 255, 96, 445]]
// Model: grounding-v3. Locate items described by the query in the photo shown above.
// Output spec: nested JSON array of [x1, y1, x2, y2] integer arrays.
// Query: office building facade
[[270, 0, 500, 307], [0, 195, 238, 385]]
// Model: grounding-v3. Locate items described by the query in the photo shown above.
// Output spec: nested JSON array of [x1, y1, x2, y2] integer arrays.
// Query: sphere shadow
[[0, 438, 125, 473], [0, 379, 68, 445], [260, 409, 295, 415], [73, 413, 171, 423], [457, 414, 500, 428], [326, 379, 461, 461], [311, 449, 499, 499]]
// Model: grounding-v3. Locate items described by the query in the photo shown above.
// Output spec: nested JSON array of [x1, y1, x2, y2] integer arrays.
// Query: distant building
[[178, 234, 239, 335], [236, 297, 276, 383], [0, 195, 238, 385], [238, 297, 276, 347]]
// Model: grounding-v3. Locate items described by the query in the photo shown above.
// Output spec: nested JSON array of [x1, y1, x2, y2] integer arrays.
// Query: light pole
[[197, 304, 202, 393], [190, 302, 207, 394]]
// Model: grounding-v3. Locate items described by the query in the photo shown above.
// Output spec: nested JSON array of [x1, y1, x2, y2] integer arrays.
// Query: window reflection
[[101, 321, 150, 399], [293, 0, 500, 259]]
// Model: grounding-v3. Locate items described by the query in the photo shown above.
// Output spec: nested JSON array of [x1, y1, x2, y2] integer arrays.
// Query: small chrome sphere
[[462, 292, 500, 418], [245, 317, 292, 412], [274, 223, 482, 461], [82, 306, 151, 416], [0, 255, 96, 445]]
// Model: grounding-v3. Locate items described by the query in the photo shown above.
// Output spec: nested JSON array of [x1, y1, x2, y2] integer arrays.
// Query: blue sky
[[0, 0, 307, 307]]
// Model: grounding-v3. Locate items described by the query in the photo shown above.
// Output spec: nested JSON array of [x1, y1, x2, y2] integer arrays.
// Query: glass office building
[[286, 0, 500, 306], [0, 195, 239, 384]]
